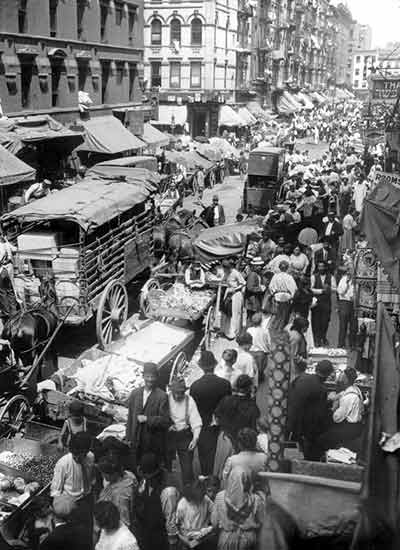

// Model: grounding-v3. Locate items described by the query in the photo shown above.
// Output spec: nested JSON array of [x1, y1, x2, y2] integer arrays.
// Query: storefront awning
[[0, 115, 83, 155], [78, 116, 145, 155], [238, 107, 256, 125], [218, 105, 246, 127], [141, 123, 169, 147], [0, 144, 36, 186], [156, 105, 187, 126]]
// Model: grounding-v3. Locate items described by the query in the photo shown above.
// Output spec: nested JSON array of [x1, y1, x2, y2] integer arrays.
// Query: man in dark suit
[[321, 211, 343, 257], [40, 495, 88, 550], [201, 195, 226, 227], [314, 238, 336, 273], [126, 362, 171, 471], [190, 350, 231, 475]]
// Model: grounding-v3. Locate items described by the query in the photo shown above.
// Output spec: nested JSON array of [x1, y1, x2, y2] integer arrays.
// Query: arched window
[[170, 18, 181, 44], [191, 17, 202, 46], [151, 18, 162, 45]]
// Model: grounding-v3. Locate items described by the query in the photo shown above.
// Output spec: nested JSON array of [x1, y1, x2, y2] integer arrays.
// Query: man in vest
[[310, 261, 336, 347]]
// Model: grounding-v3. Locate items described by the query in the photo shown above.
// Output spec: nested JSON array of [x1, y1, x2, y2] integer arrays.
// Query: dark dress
[[245, 270, 265, 314], [215, 394, 260, 443], [134, 483, 169, 550]]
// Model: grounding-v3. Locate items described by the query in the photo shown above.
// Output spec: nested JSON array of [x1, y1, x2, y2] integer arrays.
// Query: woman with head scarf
[[221, 259, 246, 340], [211, 467, 263, 550]]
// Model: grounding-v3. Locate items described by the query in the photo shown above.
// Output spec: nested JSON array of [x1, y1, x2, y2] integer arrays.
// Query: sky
[[340, 0, 400, 48]]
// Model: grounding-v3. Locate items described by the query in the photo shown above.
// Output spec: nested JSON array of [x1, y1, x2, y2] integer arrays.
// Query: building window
[[362, 81, 367, 88], [100, 1, 109, 42], [101, 60, 110, 103], [18, 0, 28, 33], [77, 0, 85, 39], [356, 55, 360, 63], [170, 18, 181, 44], [190, 61, 201, 88], [51, 60, 62, 107], [49, 0, 57, 37], [151, 19, 162, 45], [355, 68, 359, 75], [128, 7, 136, 42], [150, 61, 162, 88], [354, 80, 359, 87], [191, 18, 202, 46], [21, 62, 33, 108], [115, 1, 123, 26], [129, 64, 136, 100], [78, 60, 89, 91], [169, 62, 181, 88], [116, 61, 124, 85]]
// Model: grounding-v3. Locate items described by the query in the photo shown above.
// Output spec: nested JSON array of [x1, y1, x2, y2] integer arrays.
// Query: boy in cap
[[126, 362, 171, 471], [41, 496, 88, 550]]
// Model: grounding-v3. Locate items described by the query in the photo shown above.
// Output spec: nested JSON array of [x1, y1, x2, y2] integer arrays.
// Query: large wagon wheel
[[0, 395, 30, 434], [203, 305, 215, 350], [169, 351, 188, 385], [96, 280, 128, 349], [139, 278, 160, 317]]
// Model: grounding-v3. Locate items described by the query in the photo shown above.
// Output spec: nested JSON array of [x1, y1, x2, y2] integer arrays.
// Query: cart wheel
[[0, 395, 30, 433], [139, 278, 160, 317], [204, 305, 215, 350], [96, 280, 128, 349], [169, 351, 187, 385]]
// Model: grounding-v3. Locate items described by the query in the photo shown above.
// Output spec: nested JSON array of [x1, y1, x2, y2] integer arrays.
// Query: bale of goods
[[148, 283, 214, 320]]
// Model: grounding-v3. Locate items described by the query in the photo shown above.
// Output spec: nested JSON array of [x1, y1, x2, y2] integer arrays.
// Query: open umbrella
[[298, 227, 318, 246]]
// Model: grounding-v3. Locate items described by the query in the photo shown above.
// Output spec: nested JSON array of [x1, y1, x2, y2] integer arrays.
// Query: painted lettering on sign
[[374, 171, 400, 188]]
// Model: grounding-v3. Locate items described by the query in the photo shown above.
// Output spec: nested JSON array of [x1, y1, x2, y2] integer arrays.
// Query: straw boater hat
[[250, 256, 264, 266]]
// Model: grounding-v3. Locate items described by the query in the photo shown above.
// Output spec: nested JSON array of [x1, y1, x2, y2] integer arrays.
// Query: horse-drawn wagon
[[1, 168, 159, 349]]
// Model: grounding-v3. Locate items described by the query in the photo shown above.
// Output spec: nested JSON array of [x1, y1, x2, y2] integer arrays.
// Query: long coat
[[245, 270, 265, 312], [126, 387, 171, 466]]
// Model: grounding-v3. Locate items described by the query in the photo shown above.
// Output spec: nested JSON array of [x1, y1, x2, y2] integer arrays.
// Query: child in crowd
[[176, 481, 215, 549], [215, 349, 237, 384], [232, 332, 258, 391], [57, 401, 88, 451]]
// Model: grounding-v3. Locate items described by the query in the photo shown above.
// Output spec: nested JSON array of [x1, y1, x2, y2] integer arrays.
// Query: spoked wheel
[[203, 305, 215, 350], [139, 278, 160, 317], [96, 280, 128, 349], [0, 395, 30, 434], [169, 351, 188, 385]]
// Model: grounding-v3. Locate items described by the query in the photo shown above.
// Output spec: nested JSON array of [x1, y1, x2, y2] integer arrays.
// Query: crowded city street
[[0, 0, 399, 549]]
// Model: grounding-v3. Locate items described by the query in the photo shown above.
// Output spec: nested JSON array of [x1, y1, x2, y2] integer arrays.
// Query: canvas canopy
[[194, 220, 261, 261], [2, 168, 158, 232], [0, 144, 35, 186], [141, 123, 169, 147], [238, 107, 257, 125], [78, 116, 145, 155], [156, 105, 187, 126], [218, 105, 246, 127]]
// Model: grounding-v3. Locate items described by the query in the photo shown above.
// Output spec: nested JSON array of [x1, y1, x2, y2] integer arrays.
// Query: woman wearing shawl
[[211, 467, 263, 550]]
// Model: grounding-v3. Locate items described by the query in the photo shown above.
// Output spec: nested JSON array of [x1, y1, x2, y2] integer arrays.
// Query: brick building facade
[[0, 0, 146, 130]]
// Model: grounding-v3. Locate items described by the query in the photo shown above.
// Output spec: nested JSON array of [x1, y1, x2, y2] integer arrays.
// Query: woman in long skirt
[[341, 207, 357, 253], [220, 259, 246, 340]]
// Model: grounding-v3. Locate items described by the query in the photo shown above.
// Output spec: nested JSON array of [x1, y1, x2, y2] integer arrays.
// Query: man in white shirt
[[168, 378, 202, 485], [337, 267, 355, 349], [268, 260, 297, 330]]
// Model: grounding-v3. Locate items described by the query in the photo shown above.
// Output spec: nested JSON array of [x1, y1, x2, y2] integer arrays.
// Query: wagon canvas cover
[[0, 144, 36, 186], [194, 220, 261, 261], [2, 169, 159, 231]]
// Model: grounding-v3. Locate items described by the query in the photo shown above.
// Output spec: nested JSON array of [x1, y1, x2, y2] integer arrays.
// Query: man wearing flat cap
[[126, 362, 171, 471]]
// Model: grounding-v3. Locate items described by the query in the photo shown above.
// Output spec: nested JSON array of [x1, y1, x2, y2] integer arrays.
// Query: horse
[[4, 277, 59, 380]]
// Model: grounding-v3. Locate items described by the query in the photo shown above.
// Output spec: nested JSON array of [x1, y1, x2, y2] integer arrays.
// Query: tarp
[[2, 168, 159, 232], [78, 116, 145, 155], [218, 105, 246, 127], [360, 178, 400, 290], [194, 143, 222, 162], [208, 137, 241, 159], [0, 115, 83, 155], [238, 107, 257, 125], [0, 144, 36, 186], [297, 92, 314, 110], [194, 220, 261, 261], [276, 92, 299, 115], [141, 123, 169, 147], [246, 101, 266, 117], [310, 91, 327, 104], [156, 105, 187, 126], [164, 150, 213, 171], [87, 157, 160, 183]]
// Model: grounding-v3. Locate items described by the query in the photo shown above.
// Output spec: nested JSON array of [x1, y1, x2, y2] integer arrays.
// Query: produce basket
[[147, 284, 215, 321]]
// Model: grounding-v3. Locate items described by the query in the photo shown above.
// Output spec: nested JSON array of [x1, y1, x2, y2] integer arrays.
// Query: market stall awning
[[0, 115, 83, 155], [297, 92, 314, 110], [310, 91, 327, 104], [156, 105, 187, 126], [2, 168, 159, 232], [238, 107, 257, 125], [0, 144, 36, 186], [141, 123, 169, 147], [361, 176, 400, 289], [276, 92, 301, 115], [77, 116, 145, 155], [218, 105, 246, 127], [207, 137, 241, 159], [283, 91, 303, 110]]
